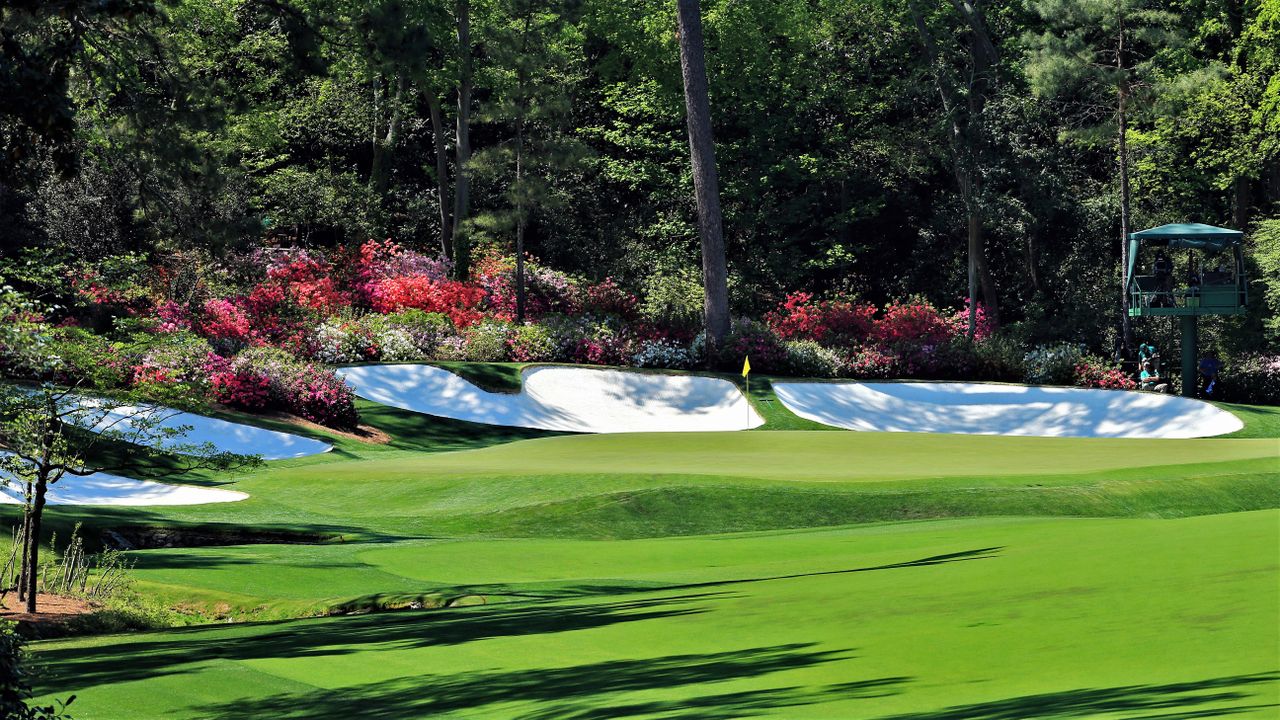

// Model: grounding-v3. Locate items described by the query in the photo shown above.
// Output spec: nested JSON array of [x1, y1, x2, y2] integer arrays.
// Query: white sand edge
[[339, 364, 764, 433], [774, 381, 1244, 439]]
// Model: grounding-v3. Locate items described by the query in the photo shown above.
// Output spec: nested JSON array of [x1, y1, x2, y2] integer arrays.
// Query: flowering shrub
[[226, 348, 358, 429], [782, 340, 844, 378], [872, 298, 954, 347], [210, 369, 273, 410], [130, 332, 217, 391], [265, 255, 351, 315], [199, 299, 254, 352], [631, 338, 694, 369], [946, 299, 996, 342], [1023, 343, 1084, 386], [766, 292, 874, 345], [1073, 355, 1137, 390], [509, 324, 557, 362], [154, 302, 193, 333], [582, 278, 638, 319], [311, 321, 378, 364], [367, 277, 486, 328], [352, 239, 451, 305], [463, 320, 512, 362], [844, 345, 898, 379], [1217, 354, 1280, 405], [378, 310, 454, 357]]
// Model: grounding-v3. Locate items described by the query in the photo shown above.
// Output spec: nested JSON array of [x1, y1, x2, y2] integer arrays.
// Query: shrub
[[367, 277, 485, 328], [129, 332, 216, 392], [311, 321, 379, 364], [766, 292, 874, 345], [352, 239, 451, 305], [639, 267, 705, 332], [198, 298, 253, 352], [153, 301, 193, 333], [463, 320, 512, 362], [1074, 355, 1137, 390], [631, 338, 694, 369], [378, 309, 454, 357], [844, 345, 898, 379], [1023, 343, 1085, 386], [971, 335, 1027, 383], [945, 299, 997, 342], [210, 369, 273, 410], [1217, 354, 1280, 405], [872, 298, 954, 347], [582, 277, 638, 319], [509, 323, 557, 362], [226, 348, 359, 429], [782, 340, 845, 378], [716, 319, 787, 372]]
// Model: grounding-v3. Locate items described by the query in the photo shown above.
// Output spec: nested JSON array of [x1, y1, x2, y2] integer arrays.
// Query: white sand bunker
[[0, 453, 246, 506], [340, 364, 763, 433], [65, 400, 331, 460], [774, 381, 1243, 439]]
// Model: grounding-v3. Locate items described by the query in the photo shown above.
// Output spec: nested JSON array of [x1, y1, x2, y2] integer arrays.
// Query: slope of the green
[[32, 511, 1280, 719]]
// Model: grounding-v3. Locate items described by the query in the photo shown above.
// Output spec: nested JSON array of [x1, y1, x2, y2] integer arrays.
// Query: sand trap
[[62, 399, 332, 460], [774, 381, 1243, 439], [0, 453, 246, 506], [340, 364, 763, 433]]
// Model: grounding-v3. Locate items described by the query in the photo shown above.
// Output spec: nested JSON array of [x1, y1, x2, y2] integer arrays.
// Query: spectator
[[1198, 354, 1221, 397], [1140, 361, 1169, 393]]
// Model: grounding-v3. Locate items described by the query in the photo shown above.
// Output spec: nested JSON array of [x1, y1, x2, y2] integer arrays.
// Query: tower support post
[[1180, 314, 1198, 398]]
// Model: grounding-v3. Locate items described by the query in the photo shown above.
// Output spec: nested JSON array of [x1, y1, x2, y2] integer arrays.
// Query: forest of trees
[[2, 0, 1278, 351]]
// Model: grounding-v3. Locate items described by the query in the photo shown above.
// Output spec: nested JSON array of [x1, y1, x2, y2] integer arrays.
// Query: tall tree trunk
[[452, 0, 474, 278], [370, 73, 406, 196], [675, 0, 730, 353], [1117, 26, 1134, 351], [23, 473, 48, 614], [515, 124, 527, 324], [16, 491, 31, 602], [427, 93, 453, 259]]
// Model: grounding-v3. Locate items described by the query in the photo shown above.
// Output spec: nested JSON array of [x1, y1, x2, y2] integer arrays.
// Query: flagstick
[[745, 372, 750, 429]]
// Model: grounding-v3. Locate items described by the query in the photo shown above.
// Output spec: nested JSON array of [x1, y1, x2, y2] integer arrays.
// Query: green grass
[[15, 362, 1280, 718], [32, 511, 1280, 719]]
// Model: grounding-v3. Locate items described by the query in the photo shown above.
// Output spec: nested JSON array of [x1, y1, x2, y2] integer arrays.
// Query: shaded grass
[[31, 511, 1280, 719]]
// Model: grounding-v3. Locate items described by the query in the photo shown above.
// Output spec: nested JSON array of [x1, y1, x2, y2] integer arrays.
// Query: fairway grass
[[33, 511, 1280, 719], [13, 365, 1280, 718]]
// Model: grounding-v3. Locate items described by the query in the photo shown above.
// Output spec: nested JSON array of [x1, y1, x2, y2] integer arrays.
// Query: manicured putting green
[[34, 511, 1280, 719]]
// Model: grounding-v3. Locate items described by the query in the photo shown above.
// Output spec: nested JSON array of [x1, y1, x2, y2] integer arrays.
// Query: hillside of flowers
[[2, 240, 1274, 431]]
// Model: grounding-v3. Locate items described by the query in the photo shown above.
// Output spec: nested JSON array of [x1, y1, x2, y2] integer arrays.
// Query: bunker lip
[[773, 381, 1244, 439], [63, 397, 333, 460], [339, 364, 764, 433], [0, 460, 247, 507]]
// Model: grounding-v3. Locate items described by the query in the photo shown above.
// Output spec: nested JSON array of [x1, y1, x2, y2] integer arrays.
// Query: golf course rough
[[339, 363, 765, 433], [774, 380, 1245, 438]]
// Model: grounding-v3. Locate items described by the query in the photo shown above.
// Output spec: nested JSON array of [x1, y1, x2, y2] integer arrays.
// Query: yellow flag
[[742, 356, 751, 377]]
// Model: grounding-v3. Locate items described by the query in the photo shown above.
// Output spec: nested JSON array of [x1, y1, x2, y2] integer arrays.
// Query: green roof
[[1129, 223, 1243, 242]]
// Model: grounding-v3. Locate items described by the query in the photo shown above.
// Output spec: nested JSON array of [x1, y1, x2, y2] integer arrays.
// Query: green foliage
[[1251, 218, 1280, 347], [0, 621, 73, 719]]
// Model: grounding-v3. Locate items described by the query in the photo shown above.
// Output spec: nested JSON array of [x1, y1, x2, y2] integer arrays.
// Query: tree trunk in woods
[[427, 93, 453, 259], [1117, 28, 1134, 352], [452, 0, 474, 278], [515, 125, 527, 324], [370, 74, 406, 196], [675, 0, 730, 353]]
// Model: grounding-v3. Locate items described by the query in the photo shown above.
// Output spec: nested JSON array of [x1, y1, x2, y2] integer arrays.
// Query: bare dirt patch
[[0, 593, 96, 626]]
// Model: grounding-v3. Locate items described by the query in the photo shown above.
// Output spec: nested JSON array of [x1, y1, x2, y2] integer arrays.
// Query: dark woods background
[[2, 0, 1277, 352]]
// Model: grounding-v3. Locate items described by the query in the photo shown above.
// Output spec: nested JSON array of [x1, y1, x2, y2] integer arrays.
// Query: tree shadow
[[33, 592, 726, 693], [458, 546, 1003, 603], [356, 400, 562, 453], [188, 643, 905, 720], [871, 671, 1280, 720]]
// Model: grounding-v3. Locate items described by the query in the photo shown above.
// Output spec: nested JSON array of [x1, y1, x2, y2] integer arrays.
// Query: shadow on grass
[[190, 643, 897, 720], [463, 547, 1004, 603], [33, 593, 724, 692], [356, 400, 563, 453], [872, 671, 1280, 719]]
